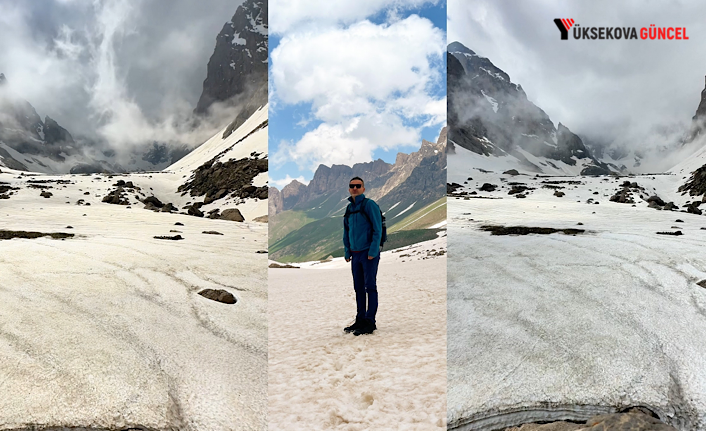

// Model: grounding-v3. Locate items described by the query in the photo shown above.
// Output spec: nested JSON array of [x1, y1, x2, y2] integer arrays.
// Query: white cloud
[[0, 4, 84, 108], [270, 174, 310, 188], [271, 13, 445, 172], [270, 0, 440, 34], [272, 112, 420, 171], [272, 16, 443, 117], [54, 25, 84, 60]]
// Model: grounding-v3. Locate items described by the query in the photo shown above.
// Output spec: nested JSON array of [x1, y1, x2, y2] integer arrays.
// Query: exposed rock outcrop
[[194, 0, 267, 116], [447, 42, 611, 175]]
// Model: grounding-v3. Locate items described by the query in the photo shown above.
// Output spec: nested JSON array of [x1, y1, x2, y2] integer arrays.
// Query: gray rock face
[[447, 42, 611, 175], [194, 0, 268, 115], [268, 186, 283, 217], [375, 137, 446, 214], [43, 116, 75, 147], [70, 163, 104, 174], [687, 76, 706, 142]]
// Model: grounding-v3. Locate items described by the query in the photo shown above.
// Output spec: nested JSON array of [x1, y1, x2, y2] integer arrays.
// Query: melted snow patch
[[393, 202, 416, 218], [481, 90, 498, 113], [429, 220, 447, 229], [384, 201, 401, 215], [232, 32, 246, 45]]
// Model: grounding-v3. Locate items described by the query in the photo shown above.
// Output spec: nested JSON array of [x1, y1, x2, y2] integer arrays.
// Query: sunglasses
[[349, 184, 363, 189]]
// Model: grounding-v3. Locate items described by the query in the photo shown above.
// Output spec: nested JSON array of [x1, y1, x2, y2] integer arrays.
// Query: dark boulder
[[198, 288, 236, 304], [220, 208, 244, 222]]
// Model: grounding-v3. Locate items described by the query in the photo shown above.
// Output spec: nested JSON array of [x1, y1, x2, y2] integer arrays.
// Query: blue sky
[[269, 1, 447, 188]]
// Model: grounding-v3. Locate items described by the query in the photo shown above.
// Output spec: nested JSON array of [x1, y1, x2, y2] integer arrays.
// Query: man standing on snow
[[343, 176, 383, 336]]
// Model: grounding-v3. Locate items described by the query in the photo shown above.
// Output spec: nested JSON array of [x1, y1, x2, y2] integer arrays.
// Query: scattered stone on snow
[[480, 225, 585, 236], [198, 288, 236, 304], [154, 235, 183, 240]]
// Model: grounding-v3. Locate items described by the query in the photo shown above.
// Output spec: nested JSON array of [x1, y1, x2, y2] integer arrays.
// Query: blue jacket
[[343, 194, 382, 259]]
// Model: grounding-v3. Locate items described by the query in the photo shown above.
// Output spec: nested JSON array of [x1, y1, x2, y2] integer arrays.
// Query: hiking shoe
[[344, 317, 363, 333], [353, 319, 376, 336]]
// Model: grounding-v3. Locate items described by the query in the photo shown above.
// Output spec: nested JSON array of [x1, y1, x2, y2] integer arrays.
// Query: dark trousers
[[351, 250, 379, 323]]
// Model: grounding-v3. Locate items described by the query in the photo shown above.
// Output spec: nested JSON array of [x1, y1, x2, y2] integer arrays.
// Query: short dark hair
[[349, 176, 364, 186]]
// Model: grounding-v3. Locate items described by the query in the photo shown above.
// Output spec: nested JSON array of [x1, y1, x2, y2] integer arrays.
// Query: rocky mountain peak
[[194, 0, 268, 115], [437, 126, 448, 145], [395, 152, 410, 166], [281, 179, 305, 197], [448, 41, 475, 56], [448, 43, 610, 175], [44, 116, 75, 146], [449, 42, 510, 82], [0, 73, 6, 86]]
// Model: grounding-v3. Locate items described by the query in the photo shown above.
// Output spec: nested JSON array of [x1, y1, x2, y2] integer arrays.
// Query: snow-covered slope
[[670, 141, 706, 176], [0, 106, 269, 430], [165, 103, 268, 221]]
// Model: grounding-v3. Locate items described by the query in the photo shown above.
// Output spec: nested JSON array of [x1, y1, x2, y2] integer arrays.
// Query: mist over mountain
[[0, 0, 267, 175], [447, 41, 612, 176], [448, 41, 706, 176]]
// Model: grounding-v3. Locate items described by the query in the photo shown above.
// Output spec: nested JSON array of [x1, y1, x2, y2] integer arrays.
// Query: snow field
[[0, 105, 269, 430], [0, 198, 268, 430], [268, 242, 447, 430], [446, 164, 706, 430]]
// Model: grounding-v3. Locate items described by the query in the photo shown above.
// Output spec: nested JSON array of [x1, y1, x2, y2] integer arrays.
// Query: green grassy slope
[[387, 197, 447, 233], [269, 198, 447, 263], [268, 210, 316, 243]]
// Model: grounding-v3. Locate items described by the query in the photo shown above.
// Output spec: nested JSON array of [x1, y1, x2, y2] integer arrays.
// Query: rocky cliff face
[[686, 76, 706, 143], [194, 0, 268, 116], [376, 129, 446, 211], [280, 179, 306, 210], [448, 41, 610, 175], [268, 186, 283, 217], [374, 127, 447, 199], [306, 159, 392, 197]]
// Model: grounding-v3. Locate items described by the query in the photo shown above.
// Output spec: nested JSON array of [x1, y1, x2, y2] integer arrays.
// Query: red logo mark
[[560, 19, 574, 31]]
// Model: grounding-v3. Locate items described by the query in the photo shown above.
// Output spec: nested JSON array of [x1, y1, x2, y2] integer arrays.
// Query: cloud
[[270, 0, 440, 34], [273, 112, 420, 170], [0, 0, 247, 160], [270, 174, 310, 188], [271, 13, 445, 172], [448, 0, 706, 169]]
